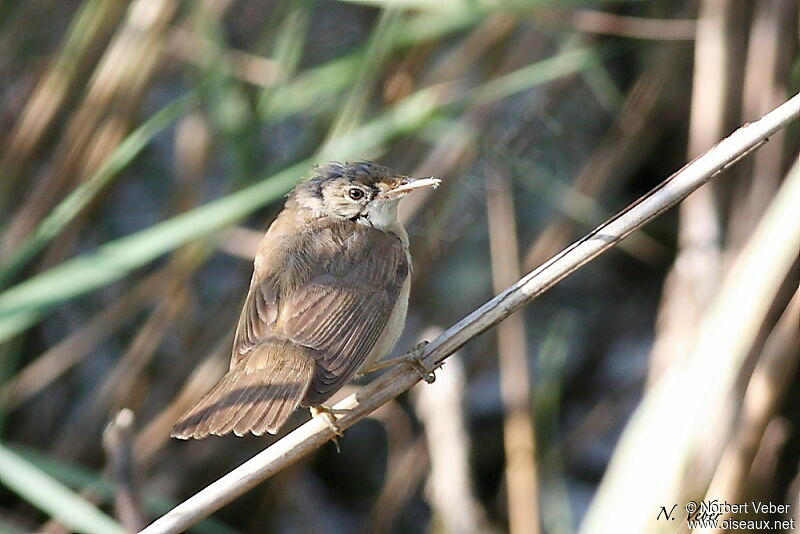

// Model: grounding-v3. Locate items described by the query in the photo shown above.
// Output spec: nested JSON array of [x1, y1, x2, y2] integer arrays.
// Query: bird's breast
[[361, 272, 411, 370]]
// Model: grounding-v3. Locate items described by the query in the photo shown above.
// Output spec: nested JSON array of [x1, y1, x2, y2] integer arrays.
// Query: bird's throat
[[359, 199, 400, 232]]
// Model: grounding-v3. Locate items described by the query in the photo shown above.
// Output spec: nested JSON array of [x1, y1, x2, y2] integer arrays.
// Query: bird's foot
[[360, 341, 437, 384], [310, 405, 345, 451]]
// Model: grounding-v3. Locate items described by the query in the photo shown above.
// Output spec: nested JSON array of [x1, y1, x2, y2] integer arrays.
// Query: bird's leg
[[310, 405, 345, 439], [360, 341, 437, 384]]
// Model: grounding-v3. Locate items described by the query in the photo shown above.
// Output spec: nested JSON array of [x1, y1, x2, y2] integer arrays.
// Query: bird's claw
[[405, 341, 436, 384], [310, 406, 344, 440], [359, 340, 438, 383]]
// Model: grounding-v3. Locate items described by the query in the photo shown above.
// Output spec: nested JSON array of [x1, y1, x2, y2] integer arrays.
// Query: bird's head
[[288, 161, 440, 230]]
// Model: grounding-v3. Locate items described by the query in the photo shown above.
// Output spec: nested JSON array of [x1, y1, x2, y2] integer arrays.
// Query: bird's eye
[[348, 188, 365, 200]]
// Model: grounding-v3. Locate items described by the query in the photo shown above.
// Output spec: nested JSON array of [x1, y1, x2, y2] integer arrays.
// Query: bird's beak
[[385, 176, 442, 196]]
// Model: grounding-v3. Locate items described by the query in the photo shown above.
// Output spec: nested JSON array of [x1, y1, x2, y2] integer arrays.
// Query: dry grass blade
[[3, 271, 165, 410], [0, 0, 126, 195], [2, 0, 178, 255], [0, 93, 194, 285], [137, 90, 800, 534]]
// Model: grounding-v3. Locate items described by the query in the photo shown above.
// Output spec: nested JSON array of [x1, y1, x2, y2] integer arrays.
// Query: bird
[[171, 161, 440, 439]]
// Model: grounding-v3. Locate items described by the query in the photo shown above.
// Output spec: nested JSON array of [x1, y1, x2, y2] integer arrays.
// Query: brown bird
[[171, 161, 440, 439]]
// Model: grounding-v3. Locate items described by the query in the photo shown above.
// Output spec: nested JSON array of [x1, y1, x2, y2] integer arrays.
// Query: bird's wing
[[171, 224, 311, 438], [230, 277, 280, 364], [170, 221, 408, 439], [279, 223, 409, 406]]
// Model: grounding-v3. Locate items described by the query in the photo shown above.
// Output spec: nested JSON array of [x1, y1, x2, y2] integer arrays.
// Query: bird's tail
[[170, 340, 314, 439]]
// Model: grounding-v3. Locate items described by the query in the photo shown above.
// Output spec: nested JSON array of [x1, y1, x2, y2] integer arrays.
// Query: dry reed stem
[[646, 0, 731, 386], [730, 0, 796, 248], [412, 343, 490, 534], [701, 289, 800, 531], [569, 9, 697, 40], [138, 92, 800, 534], [103, 409, 143, 533], [486, 167, 540, 534]]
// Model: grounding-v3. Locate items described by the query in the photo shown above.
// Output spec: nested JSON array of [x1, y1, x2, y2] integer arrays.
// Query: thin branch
[[138, 92, 800, 534]]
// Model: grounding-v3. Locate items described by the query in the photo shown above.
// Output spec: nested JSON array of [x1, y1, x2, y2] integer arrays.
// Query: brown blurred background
[[0, 1, 798, 533]]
